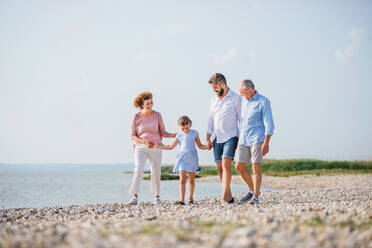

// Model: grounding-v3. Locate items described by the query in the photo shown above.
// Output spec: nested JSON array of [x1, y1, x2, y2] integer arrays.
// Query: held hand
[[262, 142, 269, 156], [145, 141, 155, 148], [148, 141, 155, 148], [206, 140, 213, 150]]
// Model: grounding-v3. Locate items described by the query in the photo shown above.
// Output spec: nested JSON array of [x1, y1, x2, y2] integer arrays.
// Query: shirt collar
[[224, 88, 232, 99], [217, 88, 232, 102], [248, 91, 260, 102]]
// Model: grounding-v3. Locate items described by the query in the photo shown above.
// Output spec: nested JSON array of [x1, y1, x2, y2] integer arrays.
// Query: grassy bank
[[138, 159, 372, 180]]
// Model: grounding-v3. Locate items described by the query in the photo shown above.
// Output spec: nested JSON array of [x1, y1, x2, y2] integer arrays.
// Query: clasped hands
[[144, 140, 156, 148]]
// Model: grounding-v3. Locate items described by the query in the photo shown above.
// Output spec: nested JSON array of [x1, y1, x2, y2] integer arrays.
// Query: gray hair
[[208, 73, 226, 85], [241, 79, 255, 90]]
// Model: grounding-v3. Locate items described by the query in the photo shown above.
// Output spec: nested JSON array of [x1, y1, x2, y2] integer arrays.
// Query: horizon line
[[1, 158, 372, 165]]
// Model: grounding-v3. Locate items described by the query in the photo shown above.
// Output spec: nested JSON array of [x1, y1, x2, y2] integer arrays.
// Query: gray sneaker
[[249, 197, 259, 205], [154, 197, 161, 205], [128, 197, 138, 205], [239, 192, 254, 203]]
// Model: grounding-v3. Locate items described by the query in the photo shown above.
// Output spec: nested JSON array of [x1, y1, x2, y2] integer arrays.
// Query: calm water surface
[[0, 164, 267, 209]]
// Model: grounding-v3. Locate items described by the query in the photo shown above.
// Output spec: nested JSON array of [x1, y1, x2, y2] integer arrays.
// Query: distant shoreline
[[1, 158, 372, 166], [123, 159, 372, 180]]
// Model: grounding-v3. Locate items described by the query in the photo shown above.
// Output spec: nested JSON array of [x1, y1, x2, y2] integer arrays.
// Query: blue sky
[[0, 1, 371, 164]]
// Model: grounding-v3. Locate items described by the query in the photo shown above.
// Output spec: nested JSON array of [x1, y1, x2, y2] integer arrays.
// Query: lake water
[[0, 164, 268, 209]]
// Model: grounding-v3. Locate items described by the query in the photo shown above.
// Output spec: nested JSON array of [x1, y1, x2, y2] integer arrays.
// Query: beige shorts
[[235, 143, 263, 164]]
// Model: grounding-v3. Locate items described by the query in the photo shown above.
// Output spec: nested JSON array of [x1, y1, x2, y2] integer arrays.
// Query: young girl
[[155, 116, 208, 205]]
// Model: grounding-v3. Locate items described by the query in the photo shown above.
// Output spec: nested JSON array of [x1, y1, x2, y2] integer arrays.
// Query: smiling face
[[210, 82, 226, 97], [142, 98, 153, 110], [180, 123, 191, 134]]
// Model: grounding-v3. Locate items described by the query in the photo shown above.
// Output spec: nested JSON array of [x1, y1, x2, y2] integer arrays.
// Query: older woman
[[128, 92, 176, 205]]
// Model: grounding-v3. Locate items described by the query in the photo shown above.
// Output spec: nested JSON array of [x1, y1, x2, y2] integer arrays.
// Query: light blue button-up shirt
[[239, 91, 274, 146]]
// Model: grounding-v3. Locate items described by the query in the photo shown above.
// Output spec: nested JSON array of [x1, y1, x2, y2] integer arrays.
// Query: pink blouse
[[131, 111, 166, 146]]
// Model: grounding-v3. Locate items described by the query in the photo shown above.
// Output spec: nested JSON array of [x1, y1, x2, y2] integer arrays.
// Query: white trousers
[[129, 144, 162, 197]]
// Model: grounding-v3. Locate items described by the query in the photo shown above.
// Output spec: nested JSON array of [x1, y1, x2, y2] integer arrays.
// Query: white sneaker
[[128, 197, 138, 205], [154, 197, 161, 205]]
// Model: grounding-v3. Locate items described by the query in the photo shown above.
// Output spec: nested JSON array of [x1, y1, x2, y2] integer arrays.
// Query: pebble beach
[[1, 174, 371, 248]]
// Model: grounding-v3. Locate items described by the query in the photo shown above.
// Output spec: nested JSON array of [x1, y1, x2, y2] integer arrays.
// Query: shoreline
[[1, 174, 371, 247], [196, 173, 372, 190]]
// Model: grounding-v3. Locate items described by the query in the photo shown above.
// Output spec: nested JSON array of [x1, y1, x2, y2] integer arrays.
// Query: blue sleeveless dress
[[173, 129, 201, 173]]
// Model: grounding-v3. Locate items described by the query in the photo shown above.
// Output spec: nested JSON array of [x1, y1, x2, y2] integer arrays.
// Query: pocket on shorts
[[222, 137, 238, 159], [235, 145, 250, 163], [250, 143, 263, 163]]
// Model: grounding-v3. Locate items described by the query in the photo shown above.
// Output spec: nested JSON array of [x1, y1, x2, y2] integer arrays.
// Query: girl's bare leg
[[179, 171, 187, 202], [188, 172, 195, 201]]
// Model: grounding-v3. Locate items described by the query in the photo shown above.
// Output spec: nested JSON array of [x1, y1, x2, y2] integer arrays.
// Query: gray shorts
[[235, 143, 263, 164]]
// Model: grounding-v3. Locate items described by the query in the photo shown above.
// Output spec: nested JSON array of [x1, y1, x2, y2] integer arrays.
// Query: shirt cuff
[[265, 131, 274, 136]]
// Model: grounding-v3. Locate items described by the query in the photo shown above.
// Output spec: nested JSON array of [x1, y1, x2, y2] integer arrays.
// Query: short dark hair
[[208, 73, 226, 85], [178, 116, 192, 126]]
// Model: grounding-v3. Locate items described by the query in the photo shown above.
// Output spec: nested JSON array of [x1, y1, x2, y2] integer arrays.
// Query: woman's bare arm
[[132, 135, 144, 144], [131, 135, 154, 148]]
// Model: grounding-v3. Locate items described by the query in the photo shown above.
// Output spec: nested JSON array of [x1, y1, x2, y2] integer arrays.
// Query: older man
[[206, 73, 241, 203], [235, 79, 274, 204]]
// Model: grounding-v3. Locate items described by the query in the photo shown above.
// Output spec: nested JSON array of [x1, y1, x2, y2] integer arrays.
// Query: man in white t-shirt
[[206, 73, 241, 203]]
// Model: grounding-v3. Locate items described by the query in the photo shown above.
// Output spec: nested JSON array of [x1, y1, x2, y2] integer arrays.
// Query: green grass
[[338, 220, 372, 229], [261, 159, 372, 171], [138, 159, 372, 180], [143, 166, 202, 180], [300, 217, 325, 227], [263, 168, 372, 177], [300, 218, 372, 229], [260, 159, 372, 177]]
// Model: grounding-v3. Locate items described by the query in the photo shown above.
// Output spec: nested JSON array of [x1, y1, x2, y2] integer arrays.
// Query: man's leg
[[216, 162, 223, 182], [221, 137, 238, 201], [235, 144, 254, 194], [251, 143, 263, 198], [222, 158, 233, 201], [235, 162, 254, 192], [213, 139, 223, 182], [252, 163, 262, 198]]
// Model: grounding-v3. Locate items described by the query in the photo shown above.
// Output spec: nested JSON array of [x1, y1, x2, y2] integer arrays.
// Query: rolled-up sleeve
[[158, 113, 166, 137], [131, 114, 137, 137], [207, 100, 214, 135], [262, 99, 274, 136]]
